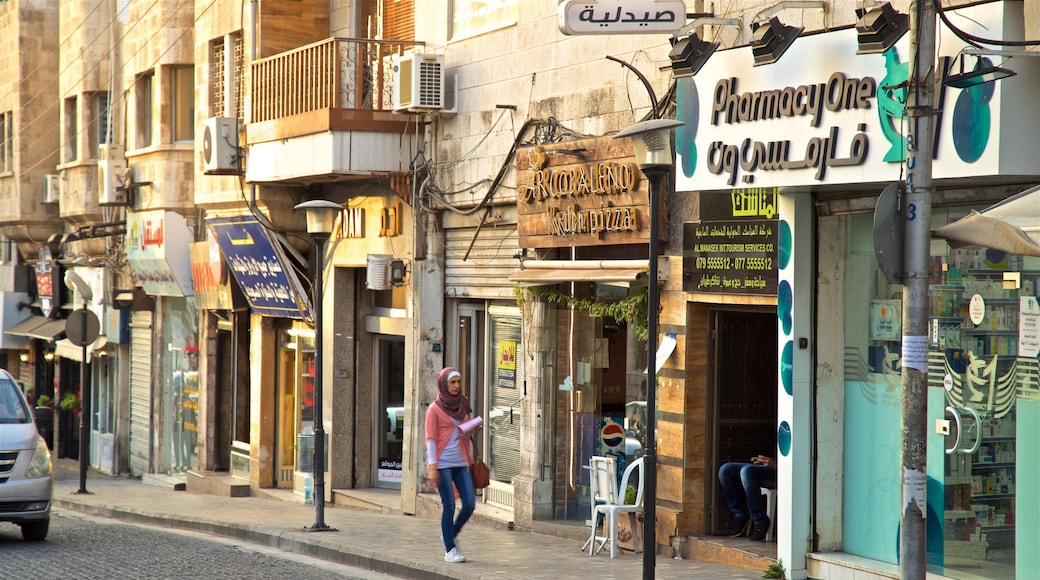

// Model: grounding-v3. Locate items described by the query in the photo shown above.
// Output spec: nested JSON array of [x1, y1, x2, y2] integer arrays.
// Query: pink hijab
[[435, 367, 471, 421]]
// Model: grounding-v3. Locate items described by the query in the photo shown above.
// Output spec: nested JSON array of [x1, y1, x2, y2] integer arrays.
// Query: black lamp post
[[614, 118, 682, 580], [294, 199, 341, 533]]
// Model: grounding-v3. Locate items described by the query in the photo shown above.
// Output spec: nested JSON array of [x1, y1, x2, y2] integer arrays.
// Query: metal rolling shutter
[[128, 311, 152, 476], [445, 225, 518, 299]]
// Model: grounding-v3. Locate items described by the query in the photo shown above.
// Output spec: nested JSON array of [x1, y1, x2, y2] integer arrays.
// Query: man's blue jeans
[[718, 462, 777, 526], [435, 466, 475, 552]]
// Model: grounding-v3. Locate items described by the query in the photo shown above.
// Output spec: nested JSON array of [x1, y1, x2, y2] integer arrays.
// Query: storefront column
[[403, 213, 444, 515], [249, 314, 276, 488], [513, 298, 555, 527], [778, 192, 813, 579]]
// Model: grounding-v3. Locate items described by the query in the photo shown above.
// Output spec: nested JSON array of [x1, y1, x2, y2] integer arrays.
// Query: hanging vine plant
[[516, 284, 650, 342]]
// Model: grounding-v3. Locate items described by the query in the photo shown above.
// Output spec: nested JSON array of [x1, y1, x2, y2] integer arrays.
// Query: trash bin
[[34, 407, 53, 449], [296, 432, 329, 472]]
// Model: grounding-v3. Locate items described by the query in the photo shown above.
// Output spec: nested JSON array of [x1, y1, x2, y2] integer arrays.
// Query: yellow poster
[[498, 341, 516, 371]]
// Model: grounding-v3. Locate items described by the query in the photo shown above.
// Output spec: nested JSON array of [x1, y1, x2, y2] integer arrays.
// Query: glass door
[[375, 338, 405, 488], [485, 307, 524, 509]]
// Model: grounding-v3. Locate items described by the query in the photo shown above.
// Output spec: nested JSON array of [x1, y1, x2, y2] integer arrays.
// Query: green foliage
[[59, 392, 80, 411], [517, 284, 650, 342], [763, 559, 786, 580], [35, 395, 52, 408], [624, 485, 636, 505]]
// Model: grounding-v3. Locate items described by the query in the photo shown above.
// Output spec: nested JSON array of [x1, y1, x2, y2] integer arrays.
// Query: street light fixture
[[294, 199, 341, 533], [614, 118, 682, 580]]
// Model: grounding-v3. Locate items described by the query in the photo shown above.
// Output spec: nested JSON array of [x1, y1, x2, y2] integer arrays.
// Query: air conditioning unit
[[43, 174, 61, 204], [392, 53, 445, 113], [203, 117, 240, 174], [98, 144, 127, 206]]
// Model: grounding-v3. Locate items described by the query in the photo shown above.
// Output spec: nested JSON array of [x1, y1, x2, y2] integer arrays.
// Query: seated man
[[718, 455, 777, 541]]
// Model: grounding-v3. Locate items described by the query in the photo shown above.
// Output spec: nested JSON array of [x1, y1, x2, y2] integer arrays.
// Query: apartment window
[[0, 112, 11, 173], [450, 0, 515, 41], [171, 66, 193, 143], [135, 71, 154, 148], [87, 92, 111, 158], [63, 98, 78, 162], [363, 0, 414, 40], [209, 33, 244, 120]]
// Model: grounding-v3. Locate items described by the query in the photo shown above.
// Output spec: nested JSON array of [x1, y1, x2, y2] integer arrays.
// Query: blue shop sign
[[208, 216, 311, 319]]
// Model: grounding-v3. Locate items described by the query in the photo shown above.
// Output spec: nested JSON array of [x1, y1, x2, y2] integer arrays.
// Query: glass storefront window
[[550, 282, 648, 521], [161, 296, 198, 474], [842, 208, 1040, 579]]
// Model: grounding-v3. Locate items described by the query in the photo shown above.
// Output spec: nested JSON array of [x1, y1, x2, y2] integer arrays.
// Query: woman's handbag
[[471, 459, 490, 489]]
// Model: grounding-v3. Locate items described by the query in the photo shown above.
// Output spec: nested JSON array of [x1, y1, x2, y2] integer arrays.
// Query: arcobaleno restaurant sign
[[517, 136, 649, 249]]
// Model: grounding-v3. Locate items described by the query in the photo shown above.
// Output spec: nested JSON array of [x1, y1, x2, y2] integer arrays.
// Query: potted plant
[[35, 395, 53, 408], [59, 392, 81, 413]]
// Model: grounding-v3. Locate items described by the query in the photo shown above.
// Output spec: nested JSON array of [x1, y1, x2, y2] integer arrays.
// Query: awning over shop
[[208, 215, 311, 319], [933, 185, 1040, 257], [509, 259, 650, 285], [54, 336, 108, 363], [6, 315, 49, 338], [25, 318, 67, 342]]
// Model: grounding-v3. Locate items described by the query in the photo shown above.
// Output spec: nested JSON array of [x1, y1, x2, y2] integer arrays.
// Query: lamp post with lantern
[[294, 199, 341, 532], [614, 118, 681, 580]]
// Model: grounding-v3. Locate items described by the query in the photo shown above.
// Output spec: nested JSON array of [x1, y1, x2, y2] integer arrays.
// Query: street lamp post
[[64, 270, 99, 495], [614, 119, 682, 580], [294, 199, 342, 533]]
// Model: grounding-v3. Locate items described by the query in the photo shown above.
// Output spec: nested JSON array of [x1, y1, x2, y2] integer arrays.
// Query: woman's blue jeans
[[435, 465, 475, 552], [718, 462, 777, 526]]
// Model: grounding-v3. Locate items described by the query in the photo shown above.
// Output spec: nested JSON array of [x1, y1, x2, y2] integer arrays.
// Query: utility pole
[[901, 1, 937, 578]]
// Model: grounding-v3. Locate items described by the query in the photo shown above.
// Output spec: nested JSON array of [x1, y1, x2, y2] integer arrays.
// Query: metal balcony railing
[[250, 37, 425, 124]]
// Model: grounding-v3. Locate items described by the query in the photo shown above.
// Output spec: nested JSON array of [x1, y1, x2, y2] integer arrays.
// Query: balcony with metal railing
[[246, 37, 428, 184]]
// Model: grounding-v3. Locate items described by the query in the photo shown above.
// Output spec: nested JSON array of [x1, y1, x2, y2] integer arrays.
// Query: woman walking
[[425, 367, 476, 563]]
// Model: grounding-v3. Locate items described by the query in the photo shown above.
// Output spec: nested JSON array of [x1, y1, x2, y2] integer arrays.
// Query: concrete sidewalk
[[51, 460, 764, 579]]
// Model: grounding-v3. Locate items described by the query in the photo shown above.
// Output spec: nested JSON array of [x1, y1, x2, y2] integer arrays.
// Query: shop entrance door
[[375, 338, 405, 489], [707, 308, 778, 535]]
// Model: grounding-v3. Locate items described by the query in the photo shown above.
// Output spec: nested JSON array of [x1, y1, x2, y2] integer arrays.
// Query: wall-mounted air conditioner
[[43, 174, 61, 204], [98, 144, 127, 206], [203, 117, 240, 175], [392, 53, 445, 113]]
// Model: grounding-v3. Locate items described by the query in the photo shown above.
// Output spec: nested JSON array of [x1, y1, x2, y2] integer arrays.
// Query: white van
[[0, 368, 53, 540]]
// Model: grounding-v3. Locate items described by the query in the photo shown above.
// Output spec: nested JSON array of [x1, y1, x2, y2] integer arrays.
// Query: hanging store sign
[[126, 210, 195, 297], [207, 215, 311, 319], [683, 188, 779, 295], [675, 2, 1040, 191], [36, 247, 56, 318], [517, 136, 653, 249], [189, 240, 233, 311]]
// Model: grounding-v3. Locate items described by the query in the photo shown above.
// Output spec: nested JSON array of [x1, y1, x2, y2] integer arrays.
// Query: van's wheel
[[20, 519, 49, 541]]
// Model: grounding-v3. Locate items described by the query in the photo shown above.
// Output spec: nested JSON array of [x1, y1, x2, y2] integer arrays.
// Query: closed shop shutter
[[128, 311, 152, 476], [445, 226, 518, 299]]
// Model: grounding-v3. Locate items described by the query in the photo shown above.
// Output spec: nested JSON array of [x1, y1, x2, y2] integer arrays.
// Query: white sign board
[[1019, 296, 1040, 357], [674, 2, 1040, 191], [558, 0, 685, 35]]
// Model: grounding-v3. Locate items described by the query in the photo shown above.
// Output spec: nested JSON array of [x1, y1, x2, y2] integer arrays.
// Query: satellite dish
[[873, 183, 905, 283]]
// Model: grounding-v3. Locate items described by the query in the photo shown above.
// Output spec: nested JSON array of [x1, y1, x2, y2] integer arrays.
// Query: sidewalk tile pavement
[[52, 460, 763, 580]]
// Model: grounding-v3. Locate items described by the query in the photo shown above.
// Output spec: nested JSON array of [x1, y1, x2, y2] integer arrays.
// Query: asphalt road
[[0, 509, 402, 580]]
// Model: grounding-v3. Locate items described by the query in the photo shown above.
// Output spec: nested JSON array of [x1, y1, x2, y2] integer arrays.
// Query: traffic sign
[[66, 308, 100, 347]]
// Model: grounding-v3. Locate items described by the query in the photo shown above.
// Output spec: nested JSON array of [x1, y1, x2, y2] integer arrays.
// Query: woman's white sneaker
[[444, 547, 466, 563]]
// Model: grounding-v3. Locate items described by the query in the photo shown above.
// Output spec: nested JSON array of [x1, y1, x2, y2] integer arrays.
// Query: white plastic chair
[[761, 487, 776, 541], [591, 456, 645, 558], [583, 455, 617, 554]]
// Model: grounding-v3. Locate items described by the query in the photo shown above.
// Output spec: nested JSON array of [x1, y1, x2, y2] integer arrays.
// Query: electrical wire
[[934, 0, 1040, 48]]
